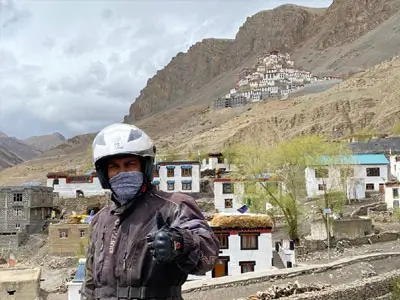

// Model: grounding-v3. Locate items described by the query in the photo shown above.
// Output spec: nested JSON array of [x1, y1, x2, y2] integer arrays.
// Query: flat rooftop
[[0, 267, 41, 283]]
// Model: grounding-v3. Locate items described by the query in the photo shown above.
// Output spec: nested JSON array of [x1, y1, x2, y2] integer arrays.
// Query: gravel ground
[[183, 256, 400, 300]]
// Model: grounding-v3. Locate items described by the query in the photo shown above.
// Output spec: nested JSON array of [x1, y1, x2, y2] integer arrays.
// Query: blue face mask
[[109, 171, 144, 205]]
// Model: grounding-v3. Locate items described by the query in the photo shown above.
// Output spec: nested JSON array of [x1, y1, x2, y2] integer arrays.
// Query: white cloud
[[0, 0, 333, 139]]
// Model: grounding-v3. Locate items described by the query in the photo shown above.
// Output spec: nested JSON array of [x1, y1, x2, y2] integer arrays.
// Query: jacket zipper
[[123, 252, 127, 270]]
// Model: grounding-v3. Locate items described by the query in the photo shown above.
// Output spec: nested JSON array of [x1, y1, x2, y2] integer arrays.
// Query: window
[[80, 229, 86, 238], [167, 182, 175, 191], [217, 234, 229, 249], [167, 168, 174, 177], [224, 199, 233, 208], [181, 168, 192, 177], [222, 183, 234, 194], [394, 188, 399, 199], [315, 168, 328, 178], [14, 208, 22, 217], [366, 168, 380, 177], [53, 178, 59, 185], [13, 193, 23, 202], [239, 261, 256, 273], [366, 183, 375, 190], [182, 182, 192, 191], [240, 233, 259, 250], [340, 168, 354, 178], [394, 200, 400, 208], [59, 230, 68, 238], [217, 157, 223, 163], [15, 223, 20, 229], [318, 184, 326, 191]]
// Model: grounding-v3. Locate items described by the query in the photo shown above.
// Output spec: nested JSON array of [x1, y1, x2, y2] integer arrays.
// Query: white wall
[[154, 163, 200, 193], [214, 181, 244, 213], [188, 232, 273, 280], [306, 164, 388, 200], [389, 155, 400, 180], [201, 157, 236, 172], [46, 177, 106, 198], [221, 233, 272, 275], [384, 185, 400, 209]]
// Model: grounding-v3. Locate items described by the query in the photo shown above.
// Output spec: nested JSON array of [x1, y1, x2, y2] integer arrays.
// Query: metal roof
[[349, 137, 400, 154], [320, 154, 389, 165], [72, 261, 86, 282]]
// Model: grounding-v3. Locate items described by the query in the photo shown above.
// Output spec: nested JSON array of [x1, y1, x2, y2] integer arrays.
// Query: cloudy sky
[[0, 0, 332, 139]]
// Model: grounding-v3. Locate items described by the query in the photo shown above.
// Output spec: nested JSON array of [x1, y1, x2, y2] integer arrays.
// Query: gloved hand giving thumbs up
[[147, 211, 184, 263]]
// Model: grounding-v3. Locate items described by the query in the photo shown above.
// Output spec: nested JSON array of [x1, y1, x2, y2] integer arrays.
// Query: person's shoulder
[[152, 190, 194, 205], [91, 204, 112, 226]]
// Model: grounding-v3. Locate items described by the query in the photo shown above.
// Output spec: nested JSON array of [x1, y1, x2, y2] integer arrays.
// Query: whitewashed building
[[305, 154, 389, 200], [46, 171, 107, 198], [189, 213, 273, 279], [153, 161, 200, 193], [201, 153, 236, 173], [384, 181, 400, 209], [213, 178, 281, 213]]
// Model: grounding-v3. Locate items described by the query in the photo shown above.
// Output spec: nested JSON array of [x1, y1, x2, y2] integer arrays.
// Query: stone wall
[[281, 269, 400, 299], [0, 267, 41, 300], [48, 223, 90, 255], [298, 231, 400, 254], [310, 218, 373, 240], [368, 210, 393, 222], [53, 195, 109, 216], [0, 231, 28, 250], [351, 201, 387, 217]]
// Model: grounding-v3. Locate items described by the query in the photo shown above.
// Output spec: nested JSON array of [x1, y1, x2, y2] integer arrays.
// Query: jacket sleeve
[[170, 193, 220, 275], [80, 217, 98, 300]]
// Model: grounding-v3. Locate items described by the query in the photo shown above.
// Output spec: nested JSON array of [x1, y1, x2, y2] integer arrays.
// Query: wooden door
[[213, 259, 227, 278]]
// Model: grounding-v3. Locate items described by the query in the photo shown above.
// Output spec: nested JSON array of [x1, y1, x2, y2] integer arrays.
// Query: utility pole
[[324, 207, 332, 261]]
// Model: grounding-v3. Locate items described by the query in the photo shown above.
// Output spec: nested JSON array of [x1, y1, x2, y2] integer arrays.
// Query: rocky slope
[[125, 0, 400, 122], [1, 55, 400, 185], [0, 132, 66, 171], [23, 132, 66, 152]]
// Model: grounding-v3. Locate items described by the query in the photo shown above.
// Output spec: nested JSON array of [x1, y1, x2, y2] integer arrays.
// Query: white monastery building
[[46, 171, 107, 198], [153, 160, 200, 193], [305, 154, 389, 200], [384, 181, 400, 209], [201, 153, 236, 173], [213, 178, 282, 213], [190, 213, 273, 279]]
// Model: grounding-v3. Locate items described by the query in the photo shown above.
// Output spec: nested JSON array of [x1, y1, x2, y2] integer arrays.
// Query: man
[[80, 123, 220, 300]]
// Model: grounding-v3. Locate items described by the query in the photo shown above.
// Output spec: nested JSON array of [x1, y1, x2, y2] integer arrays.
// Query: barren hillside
[[23, 132, 66, 152], [125, 0, 400, 123], [1, 56, 400, 185]]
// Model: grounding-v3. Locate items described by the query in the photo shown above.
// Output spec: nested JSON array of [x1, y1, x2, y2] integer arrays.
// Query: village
[[213, 51, 340, 108], [1, 134, 400, 299]]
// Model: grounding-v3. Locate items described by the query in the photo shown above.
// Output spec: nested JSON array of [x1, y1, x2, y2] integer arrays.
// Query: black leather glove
[[147, 212, 184, 263]]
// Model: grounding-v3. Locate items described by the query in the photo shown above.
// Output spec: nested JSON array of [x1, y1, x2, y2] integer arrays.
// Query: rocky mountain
[[0, 132, 66, 171], [23, 132, 66, 152], [0, 134, 41, 169], [125, 0, 400, 123], [2, 0, 400, 184]]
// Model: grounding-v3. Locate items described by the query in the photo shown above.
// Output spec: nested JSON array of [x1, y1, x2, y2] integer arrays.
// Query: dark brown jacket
[[80, 187, 219, 300]]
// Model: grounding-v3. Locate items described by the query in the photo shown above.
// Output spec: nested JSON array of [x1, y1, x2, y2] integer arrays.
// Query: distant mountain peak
[[0, 131, 8, 138]]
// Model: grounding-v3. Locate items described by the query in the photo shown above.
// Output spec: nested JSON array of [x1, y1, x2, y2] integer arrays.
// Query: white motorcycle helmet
[[92, 123, 156, 189]]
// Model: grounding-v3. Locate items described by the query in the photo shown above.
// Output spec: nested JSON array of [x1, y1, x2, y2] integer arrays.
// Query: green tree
[[226, 135, 350, 242], [392, 122, 400, 136]]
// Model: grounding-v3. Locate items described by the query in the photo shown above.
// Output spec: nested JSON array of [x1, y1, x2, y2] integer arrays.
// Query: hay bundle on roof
[[210, 213, 273, 229]]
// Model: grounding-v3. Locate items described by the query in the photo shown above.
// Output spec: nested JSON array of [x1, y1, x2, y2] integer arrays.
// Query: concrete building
[[0, 186, 54, 249], [0, 267, 41, 300], [201, 153, 236, 173], [46, 171, 107, 198], [384, 181, 400, 209], [190, 213, 273, 279], [305, 154, 389, 200], [48, 223, 90, 255], [153, 161, 200, 193], [213, 178, 281, 213]]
